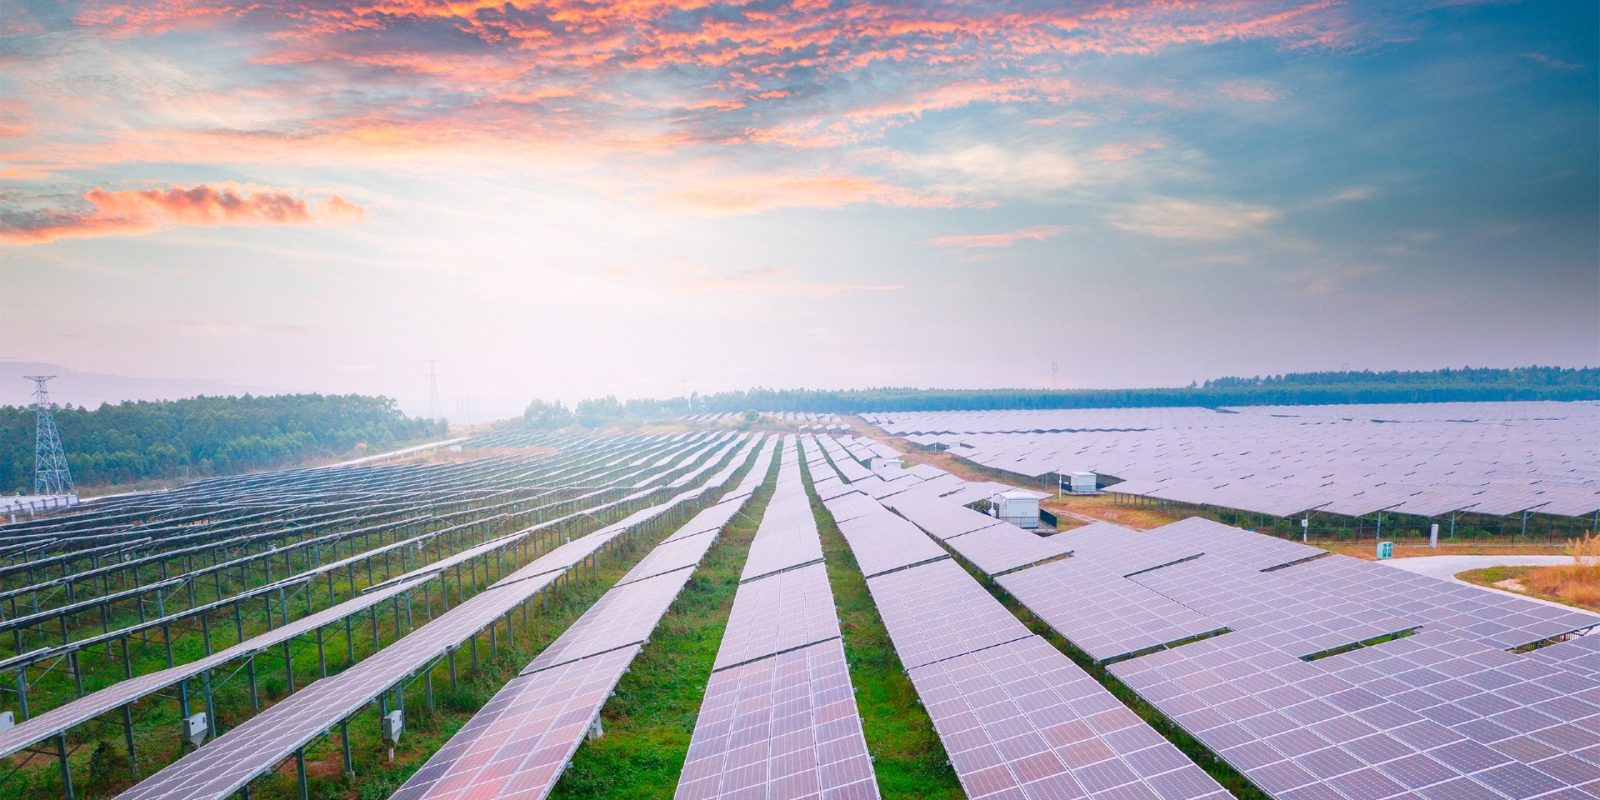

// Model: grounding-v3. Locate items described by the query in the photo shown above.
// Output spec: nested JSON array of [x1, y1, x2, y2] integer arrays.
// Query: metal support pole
[[123, 704, 138, 770], [341, 721, 354, 776], [57, 733, 74, 800], [296, 749, 308, 800]]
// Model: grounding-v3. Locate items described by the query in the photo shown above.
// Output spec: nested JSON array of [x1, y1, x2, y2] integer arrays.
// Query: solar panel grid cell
[[910, 635, 1231, 800], [942, 522, 1075, 576], [676, 639, 879, 800], [714, 563, 842, 671], [884, 494, 1001, 541], [619, 530, 720, 586], [997, 558, 1226, 663], [1048, 521, 1202, 577], [524, 567, 697, 674], [1109, 628, 1600, 800], [832, 507, 949, 578], [866, 559, 1032, 670], [391, 645, 640, 800]]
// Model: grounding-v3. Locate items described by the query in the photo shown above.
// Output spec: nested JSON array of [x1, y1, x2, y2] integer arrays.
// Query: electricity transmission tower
[[426, 360, 442, 421], [25, 376, 76, 496]]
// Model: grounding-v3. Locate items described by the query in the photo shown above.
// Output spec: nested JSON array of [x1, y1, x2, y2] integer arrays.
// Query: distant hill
[[1, 394, 443, 494], [590, 366, 1600, 417]]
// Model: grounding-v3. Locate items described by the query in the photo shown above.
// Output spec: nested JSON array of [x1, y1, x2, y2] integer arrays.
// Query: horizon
[[2, 1, 1597, 421]]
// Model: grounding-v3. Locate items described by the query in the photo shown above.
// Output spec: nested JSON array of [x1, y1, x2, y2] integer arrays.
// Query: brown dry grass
[[1456, 531, 1600, 612], [1322, 540, 1574, 561], [1524, 531, 1600, 608]]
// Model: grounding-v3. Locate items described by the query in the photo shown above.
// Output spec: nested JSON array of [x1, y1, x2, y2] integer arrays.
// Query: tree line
[[1, 394, 443, 493], [522, 366, 1600, 425]]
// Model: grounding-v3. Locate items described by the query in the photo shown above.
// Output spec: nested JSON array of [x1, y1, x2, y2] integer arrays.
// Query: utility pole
[[426, 361, 442, 422], [25, 376, 75, 497]]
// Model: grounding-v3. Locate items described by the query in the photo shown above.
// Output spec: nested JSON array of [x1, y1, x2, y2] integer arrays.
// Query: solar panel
[[676, 639, 879, 800], [619, 530, 720, 586], [821, 491, 883, 524], [941, 522, 1074, 576], [0, 574, 431, 761], [525, 567, 696, 674], [1050, 521, 1202, 577], [1108, 627, 1600, 799], [1277, 555, 1600, 650], [866, 559, 1031, 670], [1526, 634, 1600, 679], [1145, 517, 1326, 572], [1129, 556, 1418, 659], [997, 558, 1226, 663], [391, 645, 640, 800], [713, 563, 842, 671], [909, 635, 1230, 800], [883, 493, 999, 541], [834, 508, 949, 578]]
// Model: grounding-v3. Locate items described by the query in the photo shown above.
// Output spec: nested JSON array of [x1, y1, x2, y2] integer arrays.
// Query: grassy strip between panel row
[[799, 456, 966, 800], [545, 450, 780, 799]]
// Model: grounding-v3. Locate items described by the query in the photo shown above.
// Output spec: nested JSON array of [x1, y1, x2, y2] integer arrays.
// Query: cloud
[[1324, 185, 1379, 203], [1, 184, 365, 246], [888, 144, 1084, 199], [660, 172, 963, 214], [159, 319, 312, 337], [1110, 196, 1281, 241], [933, 225, 1068, 249], [619, 262, 903, 298]]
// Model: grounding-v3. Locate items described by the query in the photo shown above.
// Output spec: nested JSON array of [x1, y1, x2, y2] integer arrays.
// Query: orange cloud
[[1, 184, 365, 246], [662, 172, 966, 214], [933, 224, 1068, 249]]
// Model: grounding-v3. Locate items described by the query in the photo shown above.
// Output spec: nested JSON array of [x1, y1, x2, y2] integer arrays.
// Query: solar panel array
[[1528, 632, 1600, 679], [389, 645, 641, 800], [677, 639, 877, 800], [940, 521, 1074, 577], [0, 430, 752, 779], [712, 563, 842, 670], [998, 559, 1226, 663], [740, 437, 826, 582], [675, 438, 881, 800], [109, 433, 763, 800], [1111, 627, 1600, 800], [971, 512, 1600, 799], [821, 470, 1232, 799], [830, 498, 949, 578], [866, 558, 1035, 671], [865, 402, 1600, 521], [388, 441, 771, 800], [912, 636, 1231, 800]]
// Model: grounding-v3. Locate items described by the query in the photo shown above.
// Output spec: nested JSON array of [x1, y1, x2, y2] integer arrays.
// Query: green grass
[[800, 458, 965, 800], [546, 455, 778, 799]]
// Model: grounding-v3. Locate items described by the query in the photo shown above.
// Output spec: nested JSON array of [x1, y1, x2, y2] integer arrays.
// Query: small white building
[[867, 456, 903, 476], [994, 489, 1043, 529], [1063, 471, 1098, 494]]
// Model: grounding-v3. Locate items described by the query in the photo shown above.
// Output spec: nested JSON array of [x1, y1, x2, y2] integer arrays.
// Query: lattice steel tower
[[25, 376, 75, 496]]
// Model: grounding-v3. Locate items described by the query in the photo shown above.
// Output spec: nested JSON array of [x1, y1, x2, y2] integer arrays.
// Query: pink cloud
[[932, 224, 1068, 249], [1, 184, 365, 246]]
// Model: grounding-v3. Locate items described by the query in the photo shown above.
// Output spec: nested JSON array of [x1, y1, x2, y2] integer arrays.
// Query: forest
[[525, 366, 1600, 424], [1, 394, 442, 493]]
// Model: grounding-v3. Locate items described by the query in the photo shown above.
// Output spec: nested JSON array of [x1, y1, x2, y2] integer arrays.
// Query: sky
[[0, 0, 1596, 420]]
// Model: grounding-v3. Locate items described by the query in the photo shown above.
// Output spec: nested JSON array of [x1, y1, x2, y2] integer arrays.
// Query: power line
[[426, 360, 442, 422], [25, 376, 76, 497]]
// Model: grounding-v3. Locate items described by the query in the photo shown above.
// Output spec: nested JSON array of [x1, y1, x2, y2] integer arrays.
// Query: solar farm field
[[866, 402, 1600, 543], [2, 411, 1598, 800]]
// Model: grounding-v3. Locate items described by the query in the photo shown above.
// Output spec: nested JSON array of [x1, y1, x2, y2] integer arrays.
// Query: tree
[[522, 399, 574, 430]]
